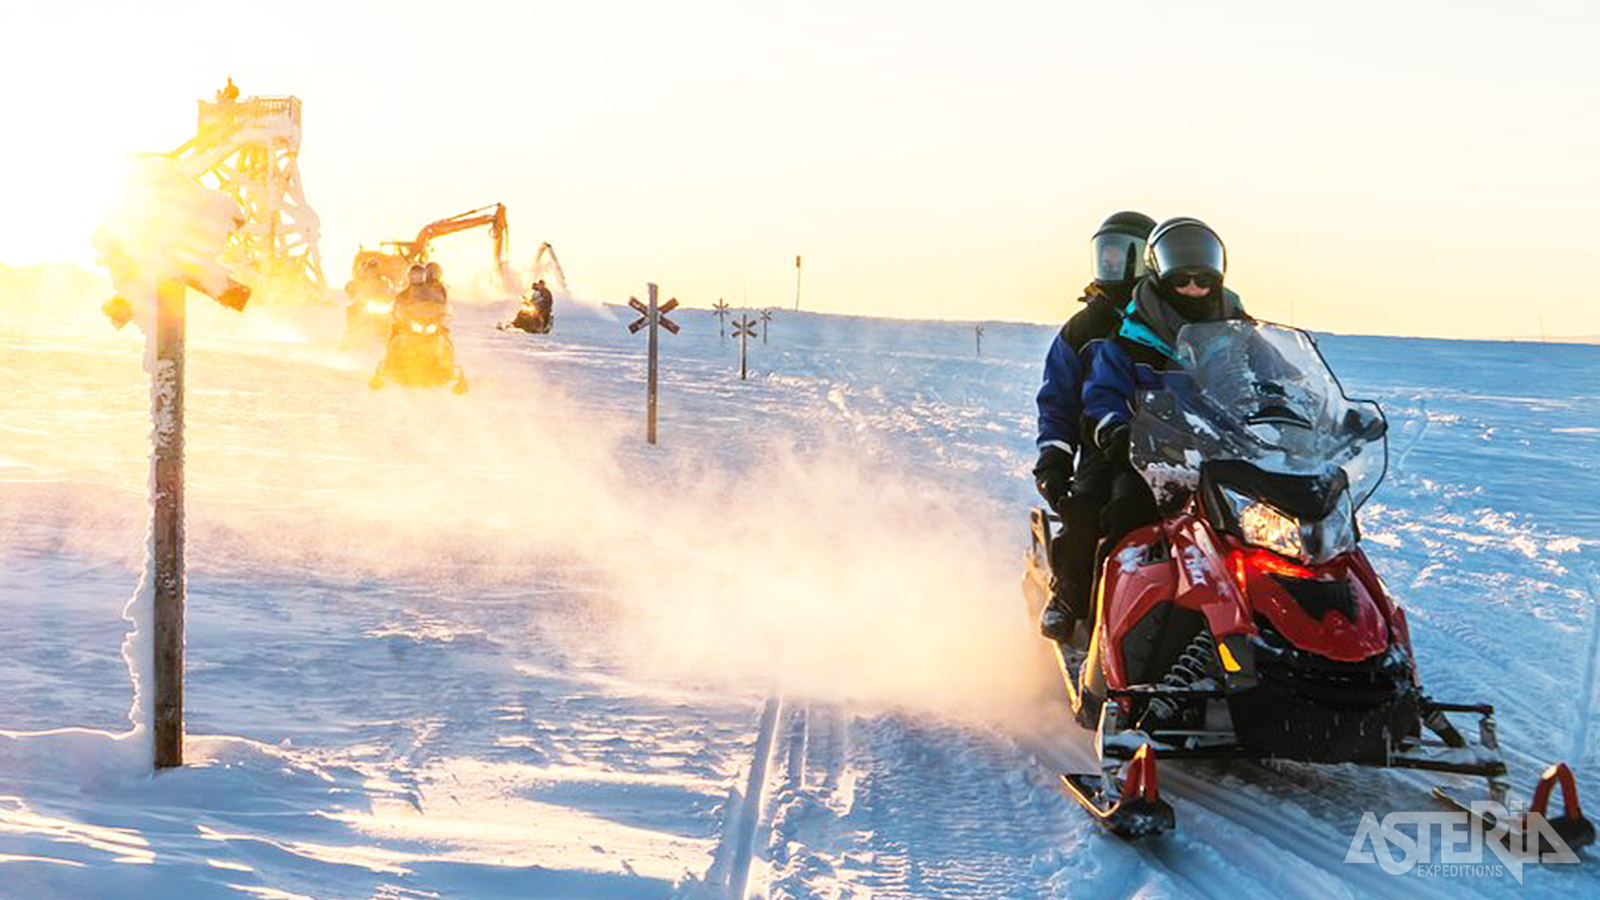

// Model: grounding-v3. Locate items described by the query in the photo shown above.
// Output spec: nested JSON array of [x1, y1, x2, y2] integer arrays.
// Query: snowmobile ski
[[1058, 744, 1175, 839], [1434, 761, 1595, 856]]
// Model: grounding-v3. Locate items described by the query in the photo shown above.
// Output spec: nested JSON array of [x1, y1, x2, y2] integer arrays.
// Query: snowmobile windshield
[[1129, 320, 1388, 510]]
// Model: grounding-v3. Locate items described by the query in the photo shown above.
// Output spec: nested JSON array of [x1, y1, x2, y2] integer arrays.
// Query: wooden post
[[794, 254, 802, 311], [975, 324, 984, 357], [153, 279, 186, 769], [647, 283, 659, 445], [733, 315, 756, 380], [627, 287, 676, 443]]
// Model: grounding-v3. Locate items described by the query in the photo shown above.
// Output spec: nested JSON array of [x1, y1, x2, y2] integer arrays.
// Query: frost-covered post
[[759, 308, 772, 345], [152, 279, 186, 769], [627, 284, 679, 444], [975, 324, 984, 357], [96, 157, 248, 771]]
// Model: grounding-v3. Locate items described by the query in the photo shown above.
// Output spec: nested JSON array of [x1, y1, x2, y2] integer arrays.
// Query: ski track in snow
[[1, 290, 1598, 899]]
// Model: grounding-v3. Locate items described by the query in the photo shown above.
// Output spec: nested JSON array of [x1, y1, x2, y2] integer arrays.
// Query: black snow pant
[[1049, 450, 1114, 624], [1100, 465, 1160, 555]]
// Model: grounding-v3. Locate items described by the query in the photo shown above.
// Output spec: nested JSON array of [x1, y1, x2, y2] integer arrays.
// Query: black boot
[[1040, 596, 1078, 642]]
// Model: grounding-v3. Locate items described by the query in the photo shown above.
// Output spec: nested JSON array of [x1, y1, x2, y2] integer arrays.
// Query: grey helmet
[[1091, 211, 1157, 284]]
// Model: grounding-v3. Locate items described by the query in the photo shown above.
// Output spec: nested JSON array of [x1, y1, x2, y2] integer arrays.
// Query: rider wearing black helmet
[[1033, 211, 1156, 639], [1081, 217, 1249, 566]]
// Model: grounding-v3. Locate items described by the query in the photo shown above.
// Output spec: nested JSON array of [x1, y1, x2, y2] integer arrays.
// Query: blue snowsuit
[[1081, 279, 1247, 543]]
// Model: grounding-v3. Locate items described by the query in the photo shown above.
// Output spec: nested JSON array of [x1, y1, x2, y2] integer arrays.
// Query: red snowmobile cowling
[[1098, 507, 1401, 695]]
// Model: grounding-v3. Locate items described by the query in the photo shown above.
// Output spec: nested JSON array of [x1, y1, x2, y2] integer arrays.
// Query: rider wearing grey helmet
[[1033, 211, 1157, 640]]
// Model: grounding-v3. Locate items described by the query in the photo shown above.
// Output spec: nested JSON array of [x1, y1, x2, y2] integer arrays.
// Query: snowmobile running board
[[1058, 745, 1175, 840]]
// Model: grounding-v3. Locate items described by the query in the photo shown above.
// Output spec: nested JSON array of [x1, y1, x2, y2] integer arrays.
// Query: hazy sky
[[4, 0, 1597, 337]]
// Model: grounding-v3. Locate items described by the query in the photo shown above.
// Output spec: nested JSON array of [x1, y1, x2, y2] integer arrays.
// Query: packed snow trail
[[1, 271, 1597, 899]]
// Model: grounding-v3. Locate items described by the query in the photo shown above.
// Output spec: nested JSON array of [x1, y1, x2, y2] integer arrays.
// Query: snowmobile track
[[723, 694, 782, 900], [1570, 575, 1600, 777]]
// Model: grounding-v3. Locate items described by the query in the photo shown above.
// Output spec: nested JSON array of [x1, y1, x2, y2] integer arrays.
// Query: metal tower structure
[[170, 84, 326, 301]]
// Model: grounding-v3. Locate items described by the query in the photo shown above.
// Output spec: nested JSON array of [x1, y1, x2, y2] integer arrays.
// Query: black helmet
[[1091, 211, 1157, 284], [408, 264, 427, 285], [425, 261, 442, 282], [1145, 217, 1226, 286]]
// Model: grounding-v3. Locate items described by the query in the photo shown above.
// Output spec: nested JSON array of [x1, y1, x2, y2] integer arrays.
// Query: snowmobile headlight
[[1303, 490, 1357, 564], [1225, 488, 1306, 560], [365, 300, 392, 315], [1220, 486, 1356, 564]]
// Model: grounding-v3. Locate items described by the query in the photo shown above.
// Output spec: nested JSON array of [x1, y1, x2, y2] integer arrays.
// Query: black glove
[[1033, 445, 1075, 510], [1096, 421, 1131, 464]]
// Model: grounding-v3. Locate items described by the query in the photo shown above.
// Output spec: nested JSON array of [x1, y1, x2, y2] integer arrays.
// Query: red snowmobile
[[1023, 320, 1593, 849]]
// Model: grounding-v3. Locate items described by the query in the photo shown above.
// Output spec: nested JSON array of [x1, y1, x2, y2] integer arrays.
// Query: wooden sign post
[[975, 324, 984, 357], [152, 279, 186, 769], [759, 308, 772, 345], [712, 298, 730, 340], [628, 284, 680, 444], [104, 275, 248, 770], [733, 314, 757, 380]]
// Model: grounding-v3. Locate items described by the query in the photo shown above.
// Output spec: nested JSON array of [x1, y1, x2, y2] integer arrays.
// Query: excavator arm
[[413, 204, 507, 268], [350, 203, 512, 294]]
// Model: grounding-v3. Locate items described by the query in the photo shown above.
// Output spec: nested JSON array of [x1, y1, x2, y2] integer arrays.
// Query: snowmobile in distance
[[342, 260, 396, 350], [1023, 319, 1593, 850], [503, 279, 554, 334], [369, 280, 467, 394]]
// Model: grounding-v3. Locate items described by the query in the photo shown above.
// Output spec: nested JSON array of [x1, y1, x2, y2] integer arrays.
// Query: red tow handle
[[1121, 744, 1161, 805], [1528, 762, 1582, 820]]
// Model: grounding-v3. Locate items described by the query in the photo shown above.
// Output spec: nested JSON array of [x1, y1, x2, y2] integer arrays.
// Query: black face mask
[[1162, 286, 1217, 319]]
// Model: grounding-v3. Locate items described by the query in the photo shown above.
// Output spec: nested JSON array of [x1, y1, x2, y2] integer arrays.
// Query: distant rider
[[1034, 211, 1157, 640], [347, 258, 388, 300], [392, 264, 429, 320], [1082, 217, 1250, 551], [423, 262, 449, 305], [531, 279, 554, 320]]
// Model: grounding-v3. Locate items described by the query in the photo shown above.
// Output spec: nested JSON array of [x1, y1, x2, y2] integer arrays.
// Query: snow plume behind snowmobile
[[1024, 320, 1593, 850]]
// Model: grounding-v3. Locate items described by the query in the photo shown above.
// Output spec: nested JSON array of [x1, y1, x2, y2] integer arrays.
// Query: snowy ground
[[1, 268, 1596, 899]]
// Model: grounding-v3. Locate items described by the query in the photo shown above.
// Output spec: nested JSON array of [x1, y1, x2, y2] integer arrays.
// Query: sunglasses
[[1165, 271, 1218, 290]]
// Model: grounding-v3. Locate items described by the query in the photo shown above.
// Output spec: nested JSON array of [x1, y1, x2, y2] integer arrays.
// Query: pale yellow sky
[[3, 0, 1597, 337]]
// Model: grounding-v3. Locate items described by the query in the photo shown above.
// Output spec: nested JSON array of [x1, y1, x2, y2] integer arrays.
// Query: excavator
[[343, 203, 511, 347]]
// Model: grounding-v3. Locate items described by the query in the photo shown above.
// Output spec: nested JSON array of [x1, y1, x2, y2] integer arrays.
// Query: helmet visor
[[1092, 233, 1144, 283], [1149, 224, 1226, 280]]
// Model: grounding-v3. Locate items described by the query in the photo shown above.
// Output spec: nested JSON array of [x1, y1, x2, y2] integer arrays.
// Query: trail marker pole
[[713, 298, 730, 340], [153, 279, 186, 769], [629, 284, 679, 444], [733, 314, 757, 380], [975, 324, 984, 357], [97, 161, 251, 772], [759, 308, 772, 344], [106, 275, 247, 770], [794, 254, 802, 311]]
